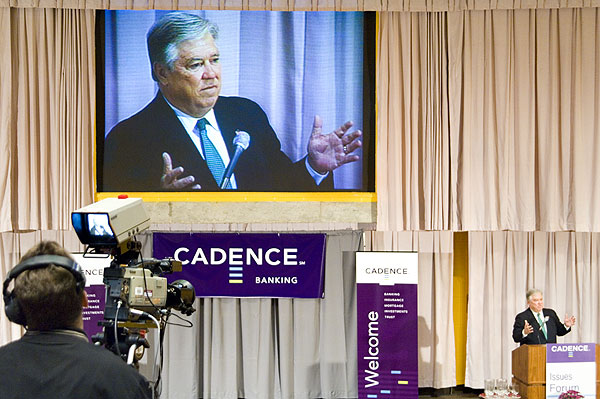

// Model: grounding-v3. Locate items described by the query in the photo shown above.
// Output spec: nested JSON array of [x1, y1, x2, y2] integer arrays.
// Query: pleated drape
[[0, 7, 94, 232], [377, 8, 600, 231], [377, 11, 451, 231], [3, 0, 600, 11], [448, 8, 600, 231], [0, 7, 94, 344]]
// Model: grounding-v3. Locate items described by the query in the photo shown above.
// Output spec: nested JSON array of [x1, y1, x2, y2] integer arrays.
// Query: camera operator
[[0, 241, 152, 398]]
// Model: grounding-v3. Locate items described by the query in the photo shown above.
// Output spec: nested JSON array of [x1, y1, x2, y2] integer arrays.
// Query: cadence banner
[[74, 254, 110, 341], [546, 343, 596, 398], [356, 252, 418, 399], [153, 233, 326, 298]]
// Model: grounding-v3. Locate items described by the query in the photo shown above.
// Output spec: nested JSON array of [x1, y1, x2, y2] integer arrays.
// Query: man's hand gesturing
[[160, 152, 201, 190], [307, 115, 362, 175]]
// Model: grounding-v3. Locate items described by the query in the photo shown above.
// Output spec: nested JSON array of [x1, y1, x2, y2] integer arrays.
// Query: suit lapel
[[527, 308, 541, 330], [213, 99, 236, 157]]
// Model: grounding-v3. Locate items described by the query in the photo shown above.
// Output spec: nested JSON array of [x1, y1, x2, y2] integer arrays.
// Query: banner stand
[[356, 252, 419, 399]]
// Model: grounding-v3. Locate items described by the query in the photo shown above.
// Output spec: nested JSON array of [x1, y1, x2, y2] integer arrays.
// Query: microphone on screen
[[220, 130, 251, 189]]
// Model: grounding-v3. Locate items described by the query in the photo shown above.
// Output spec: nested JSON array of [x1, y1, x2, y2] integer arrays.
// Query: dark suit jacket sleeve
[[103, 95, 168, 192], [512, 311, 528, 345], [546, 308, 571, 338]]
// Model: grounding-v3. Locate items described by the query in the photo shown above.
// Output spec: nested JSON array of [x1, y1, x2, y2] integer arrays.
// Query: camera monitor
[[72, 197, 150, 248]]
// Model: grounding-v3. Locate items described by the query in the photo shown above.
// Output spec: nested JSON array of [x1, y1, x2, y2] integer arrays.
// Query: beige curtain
[[365, 231, 456, 388], [377, 7, 600, 231], [0, 7, 94, 232], [0, 7, 94, 342], [449, 8, 600, 231], [377, 12, 451, 231], [466, 231, 600, 388], [3, 0, 600, 11]]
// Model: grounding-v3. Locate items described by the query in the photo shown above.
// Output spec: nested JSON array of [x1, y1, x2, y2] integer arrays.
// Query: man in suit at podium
[[512, 288, 576, 345]]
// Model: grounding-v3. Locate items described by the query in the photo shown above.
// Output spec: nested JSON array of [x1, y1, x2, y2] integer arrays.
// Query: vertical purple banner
[[153, 233, 326, 298], [74, 254, 111, 342], [82, 285, 106, 340], [356, 252, 419, 399]]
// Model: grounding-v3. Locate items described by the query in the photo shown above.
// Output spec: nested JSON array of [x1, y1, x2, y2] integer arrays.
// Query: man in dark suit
[[103, 12, 362, 192], [512, 288, 576, 345]]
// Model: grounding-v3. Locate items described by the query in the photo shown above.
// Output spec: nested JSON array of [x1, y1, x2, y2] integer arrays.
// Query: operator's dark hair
[[147, 12, 219, 81], [13, 241, 83, 330]]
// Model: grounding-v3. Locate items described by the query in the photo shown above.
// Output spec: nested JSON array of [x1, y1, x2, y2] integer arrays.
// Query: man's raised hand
[[523, 320, 533, 335], [160, 152, 201, 190], [307, 115, 362, 175]]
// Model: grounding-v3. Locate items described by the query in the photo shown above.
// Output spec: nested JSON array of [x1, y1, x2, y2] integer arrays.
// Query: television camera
[[71, 196, 196, 367]]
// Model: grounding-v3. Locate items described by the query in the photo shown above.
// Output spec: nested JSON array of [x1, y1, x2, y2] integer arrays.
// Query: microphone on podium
[[220, 130, 251, 189]]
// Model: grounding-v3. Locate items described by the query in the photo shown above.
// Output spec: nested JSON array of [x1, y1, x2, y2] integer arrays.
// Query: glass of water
[[484, 379, 495, 397], [495, 378, 508, 398]]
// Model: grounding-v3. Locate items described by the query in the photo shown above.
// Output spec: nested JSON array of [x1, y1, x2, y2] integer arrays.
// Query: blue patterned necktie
[[196, 118, 231, 188]]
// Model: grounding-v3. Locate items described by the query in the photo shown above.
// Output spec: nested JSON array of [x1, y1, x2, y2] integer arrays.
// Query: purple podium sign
[[356, 252, 419, 399], [546, 343, 596, 398], [153, 233, 326, 298]]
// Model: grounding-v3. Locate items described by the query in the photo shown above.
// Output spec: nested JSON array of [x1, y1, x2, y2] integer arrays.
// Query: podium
[[511, 344, 600, 399]]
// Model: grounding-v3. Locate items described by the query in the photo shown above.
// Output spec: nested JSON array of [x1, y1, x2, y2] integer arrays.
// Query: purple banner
[[546, 343, 596, 398], [356, 252, 419, 399], [153, 233, 326, 298], [82, 285, 106, 341], [547, 343, 596, 363]]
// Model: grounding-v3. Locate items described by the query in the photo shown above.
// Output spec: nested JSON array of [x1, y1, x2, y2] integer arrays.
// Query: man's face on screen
[[156, 34, 221, 118], [527, 293, 544, 313]]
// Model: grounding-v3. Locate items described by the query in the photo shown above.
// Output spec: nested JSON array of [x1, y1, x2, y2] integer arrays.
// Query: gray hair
[[147, 12, 219, 81], [526, 288, 543, 302]]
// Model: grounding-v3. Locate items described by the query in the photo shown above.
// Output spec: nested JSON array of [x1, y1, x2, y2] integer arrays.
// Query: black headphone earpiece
[[3, 255, 86, 326]]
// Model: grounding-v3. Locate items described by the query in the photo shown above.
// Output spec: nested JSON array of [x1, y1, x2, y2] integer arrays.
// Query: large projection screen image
[[98, 10, 374, 192]]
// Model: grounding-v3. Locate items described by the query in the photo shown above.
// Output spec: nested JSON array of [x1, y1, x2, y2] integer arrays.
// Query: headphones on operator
[[2, 255, 86, 326]]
